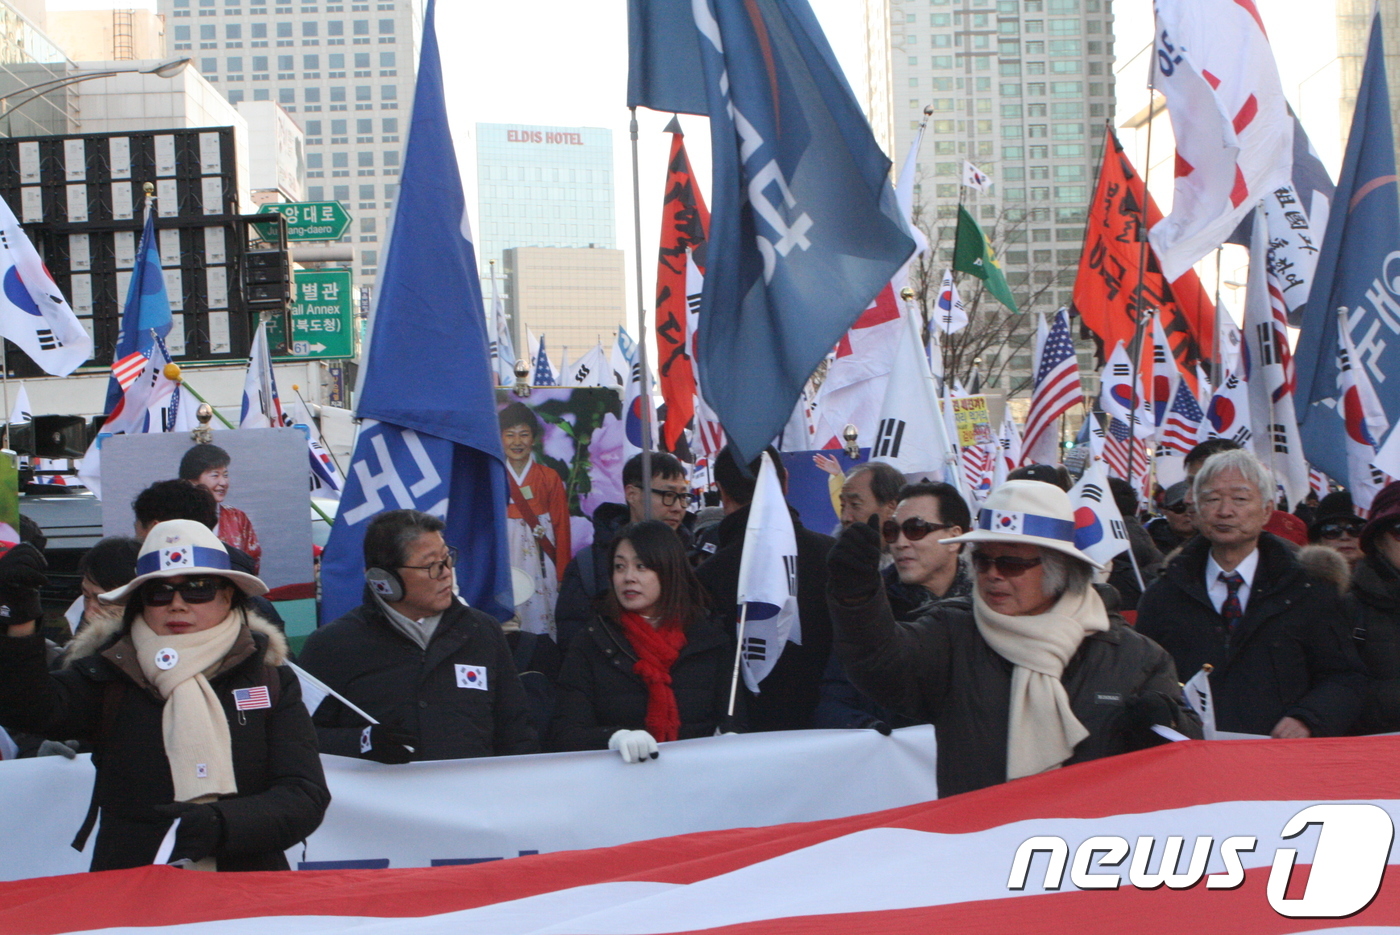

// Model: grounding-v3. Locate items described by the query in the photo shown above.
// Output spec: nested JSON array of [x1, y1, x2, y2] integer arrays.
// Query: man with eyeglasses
[[298, 509, 538, 763], [554, 453, 693, 651], [814, 482, 971, 732], [1137, 449, 1365, 738]]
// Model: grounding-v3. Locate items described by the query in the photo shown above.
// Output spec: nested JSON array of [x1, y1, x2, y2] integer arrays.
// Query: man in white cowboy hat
[[826, 479, 1200, 797], [0, 520, 329, 871]]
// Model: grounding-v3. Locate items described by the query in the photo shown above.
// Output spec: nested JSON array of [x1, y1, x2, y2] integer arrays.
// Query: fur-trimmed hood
[[1297, 544, 1353, 596], [62, 605, 289, 668]]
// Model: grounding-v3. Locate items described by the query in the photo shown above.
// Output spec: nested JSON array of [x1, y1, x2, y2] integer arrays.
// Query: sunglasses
[[970, 552, 1044, 577], [882, 517, 957, 544], [1317, 522, 1364, 540], [142, 577, 228, 606], [1163, 502, 1190, 515]]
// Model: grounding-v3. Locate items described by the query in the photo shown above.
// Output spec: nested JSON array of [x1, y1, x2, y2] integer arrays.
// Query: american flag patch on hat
[[233, 686, 271, 710]]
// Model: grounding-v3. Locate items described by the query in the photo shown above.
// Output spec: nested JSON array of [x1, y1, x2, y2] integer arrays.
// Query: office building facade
[[504, 246, 625, 367], [158, 0, 420, 287], [867, 0, 1114, 395]]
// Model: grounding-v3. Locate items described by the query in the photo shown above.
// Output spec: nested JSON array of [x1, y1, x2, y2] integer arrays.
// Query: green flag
[[952, 205, 1018, 312]]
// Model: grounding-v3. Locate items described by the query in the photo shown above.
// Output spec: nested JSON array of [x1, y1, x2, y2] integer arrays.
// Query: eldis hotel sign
[[506, 130, 584, 145]]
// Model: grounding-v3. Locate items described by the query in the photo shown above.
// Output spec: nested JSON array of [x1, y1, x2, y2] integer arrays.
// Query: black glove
[[856, 716, 893, 736], [359, 724, 417, 764], [0, 543, 45, 628], [1123, 691, 1178, 735], [827, 515, 884, 605], [152, 802, 224, 864]]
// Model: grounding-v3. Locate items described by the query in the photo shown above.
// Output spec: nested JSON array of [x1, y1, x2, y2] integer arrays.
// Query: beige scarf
[[131, 611, 242, 803], [973, 585, 1110, 781]]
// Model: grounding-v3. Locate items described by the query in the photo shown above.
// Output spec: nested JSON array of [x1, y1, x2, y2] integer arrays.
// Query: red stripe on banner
[[1174, 151, 1194, 178], [1202, 69, 1221, 90], [1233, 0, 1269, 36], [4, 739, 1400, 933], [1232, 94, 1259, 134], [1229, 165, 1249, 208]]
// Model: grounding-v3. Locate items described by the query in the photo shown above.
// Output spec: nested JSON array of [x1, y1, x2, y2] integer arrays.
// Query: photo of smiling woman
[[180, 444, 260, 574], [499, 402, 571, 638], [548, 520, 737, 762]]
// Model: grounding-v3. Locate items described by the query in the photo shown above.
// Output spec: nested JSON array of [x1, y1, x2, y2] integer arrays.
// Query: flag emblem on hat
[[990, 511, 1023, 534], [233, 686, 271, 710], [160, 547, 193, 569]]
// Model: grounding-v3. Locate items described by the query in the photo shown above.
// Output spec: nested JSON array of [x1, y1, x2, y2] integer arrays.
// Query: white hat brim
[[943, 529, 1105, 572], [100, 566, 269, 603]]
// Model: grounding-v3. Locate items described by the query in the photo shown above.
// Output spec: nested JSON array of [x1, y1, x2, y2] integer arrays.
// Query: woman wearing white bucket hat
[[0, 520, 329, 872], [827, 480, 1200, 797]]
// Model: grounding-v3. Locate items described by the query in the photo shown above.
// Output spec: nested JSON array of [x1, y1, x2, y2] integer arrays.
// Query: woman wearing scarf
[[0, 520, 329, 871], [827, 480, 1200, 797], [549, 520, 737, 761]]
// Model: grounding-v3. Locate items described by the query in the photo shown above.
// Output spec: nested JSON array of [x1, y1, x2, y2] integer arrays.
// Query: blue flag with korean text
[[639, 0, 914, 463], [1295, 11, 1400, 484], [105, 210, 171, 413], [319, 0, 512, 625]]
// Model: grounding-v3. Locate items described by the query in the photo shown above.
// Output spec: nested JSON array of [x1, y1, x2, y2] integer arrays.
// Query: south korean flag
[[0, 195, 92, 376], [160, 547, 195, 570], [985, 510, 1024, 535]]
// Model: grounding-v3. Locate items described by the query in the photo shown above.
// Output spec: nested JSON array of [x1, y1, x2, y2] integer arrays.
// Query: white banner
[[0, 727, 940, 881]]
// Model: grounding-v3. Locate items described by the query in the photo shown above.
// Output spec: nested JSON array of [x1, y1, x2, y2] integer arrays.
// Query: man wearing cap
[[1137, 449, 1366, 738], [298, 508, 538, 763], [0, 520, 329, 871], [1147, 481, 1196, 556], [826, 479, 1198, 797]]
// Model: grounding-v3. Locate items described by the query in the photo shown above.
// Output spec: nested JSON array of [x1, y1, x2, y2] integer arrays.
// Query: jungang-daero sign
[[505, 129, 584, 145], [1007, 803, 1393, 919]]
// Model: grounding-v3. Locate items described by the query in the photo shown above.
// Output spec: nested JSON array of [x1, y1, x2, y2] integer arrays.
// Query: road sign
[[257, 201, 352, 242], [267, 269, 355, 360]]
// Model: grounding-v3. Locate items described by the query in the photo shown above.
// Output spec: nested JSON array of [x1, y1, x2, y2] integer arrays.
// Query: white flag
[[564, 342, 609, 387], [287, 661, 378, 725], [286, 391, 345, 497], [489, 265, 516, 386], [962, 161, 992, 192], [239, 319, 284, 429], [997, 410, 1022, 474], [871, 301, 959, 490], [1068, 457, 1131, 567], [1182, 667, 1217, 740], [1098, 342, 1153, 438], [8, 383, 30, 426], [1148, 0, 1292, 281], [622, 345, 656, 461], [735, 452, 800, 694], [685, 251, 725, 458], [1203, 369, 1254, 450], [0, 197, 93, 375], [77, 335, 182, 498], [932, 270, 969, 335], [1336, 307, 1389, 510]]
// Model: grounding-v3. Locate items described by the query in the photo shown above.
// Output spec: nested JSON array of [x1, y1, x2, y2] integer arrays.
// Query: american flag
[[961, 443, 994, 500], [532, 336, 556, 386], [110, 349, 150, 392], [1158, 377, 1204, 457], [1021, 309, 1082, 464], [1104, 415, 1150, 492], [233, 686, 271, 711]]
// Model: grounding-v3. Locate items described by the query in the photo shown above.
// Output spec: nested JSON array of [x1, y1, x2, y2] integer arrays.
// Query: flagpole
[[1126, 69, 1160, 498], [629, 106, 655, 519], [727, 603, 749, 719]]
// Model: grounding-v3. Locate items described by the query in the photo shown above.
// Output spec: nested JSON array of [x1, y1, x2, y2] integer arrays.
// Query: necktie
[[1219, 571, 1244, 629]]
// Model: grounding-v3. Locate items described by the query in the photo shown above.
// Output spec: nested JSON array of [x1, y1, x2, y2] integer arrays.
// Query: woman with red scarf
[[549, 520, 738, 761]]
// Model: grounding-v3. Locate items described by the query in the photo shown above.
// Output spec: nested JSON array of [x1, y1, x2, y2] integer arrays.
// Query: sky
[[44, 0, 1346, 353]]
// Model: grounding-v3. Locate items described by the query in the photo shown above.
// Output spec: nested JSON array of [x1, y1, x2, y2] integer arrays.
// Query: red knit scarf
[[618, 611, 687, 743]]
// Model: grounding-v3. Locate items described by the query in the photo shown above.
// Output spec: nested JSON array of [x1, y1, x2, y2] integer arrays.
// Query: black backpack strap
[[262, 663, 282, 707], [71, 680, 125, 852]]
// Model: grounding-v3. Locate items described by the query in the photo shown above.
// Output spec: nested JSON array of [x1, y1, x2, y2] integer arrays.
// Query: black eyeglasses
[[970, 553, 1044, 577], [143, 577, 228, 606], [651, 489, 688, 507], [1317, 522, 1364, 541], [401, 546, 458, 579], [882, 517, 957, 544]]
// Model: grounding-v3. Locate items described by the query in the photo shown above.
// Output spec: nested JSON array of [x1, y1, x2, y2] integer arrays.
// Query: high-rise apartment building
[[867, 0, 1114, 395], [1338, 0, 1400, 164], [158, 0, 420, 289], [476, 123, 622, 356]]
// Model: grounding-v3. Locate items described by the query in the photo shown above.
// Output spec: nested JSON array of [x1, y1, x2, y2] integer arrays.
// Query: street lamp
[[0, 57, 191, 133]]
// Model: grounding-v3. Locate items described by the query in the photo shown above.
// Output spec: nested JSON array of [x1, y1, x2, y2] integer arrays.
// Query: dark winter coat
[[0, 609, 329, 872], [1345, 554, 1400, 735], [1136, 534, 1366, 736], [547, 612, 737, 750], [298, 597, 539, 760], [813, 563, 972, 731], [829, 585, 1199, 798], [695, 505, 836, 732]]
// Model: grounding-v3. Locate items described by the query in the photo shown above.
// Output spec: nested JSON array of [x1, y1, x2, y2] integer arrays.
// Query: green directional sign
[[267, 269, 355, 360], [258, 201, 352, 242]]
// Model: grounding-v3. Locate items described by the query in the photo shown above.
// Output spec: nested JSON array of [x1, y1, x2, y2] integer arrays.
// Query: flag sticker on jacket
[[233, 686, 271, 711], [455, 664, 488, 691]]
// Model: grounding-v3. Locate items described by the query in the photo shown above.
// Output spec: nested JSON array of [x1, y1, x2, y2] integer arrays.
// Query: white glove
[[608, 729, 659, 764]]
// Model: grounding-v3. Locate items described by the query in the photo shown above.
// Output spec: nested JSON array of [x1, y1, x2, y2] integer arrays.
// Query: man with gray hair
[[838, 461, 905, 529], [1137, 449, 1365, 737]]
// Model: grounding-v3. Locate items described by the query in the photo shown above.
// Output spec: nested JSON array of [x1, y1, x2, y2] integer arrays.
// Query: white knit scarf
[[973, 585, 1110, 781], [130, 611, 243, 803]]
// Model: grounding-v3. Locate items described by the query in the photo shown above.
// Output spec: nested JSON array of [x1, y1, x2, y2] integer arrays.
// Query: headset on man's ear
[[365, 566, 405, 603]]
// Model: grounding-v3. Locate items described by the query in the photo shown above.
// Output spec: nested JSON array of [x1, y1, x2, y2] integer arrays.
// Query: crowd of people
[[0, 432, 1389, 873]]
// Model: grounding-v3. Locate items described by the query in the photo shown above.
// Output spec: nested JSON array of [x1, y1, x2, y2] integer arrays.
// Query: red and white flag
[[8, 739, 1400, 933], [1149, 0, 1293, 281], [1204, 369, 1254, 450], [1099, 342, 1154, 438], [1337, 307, 1390, 510]]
